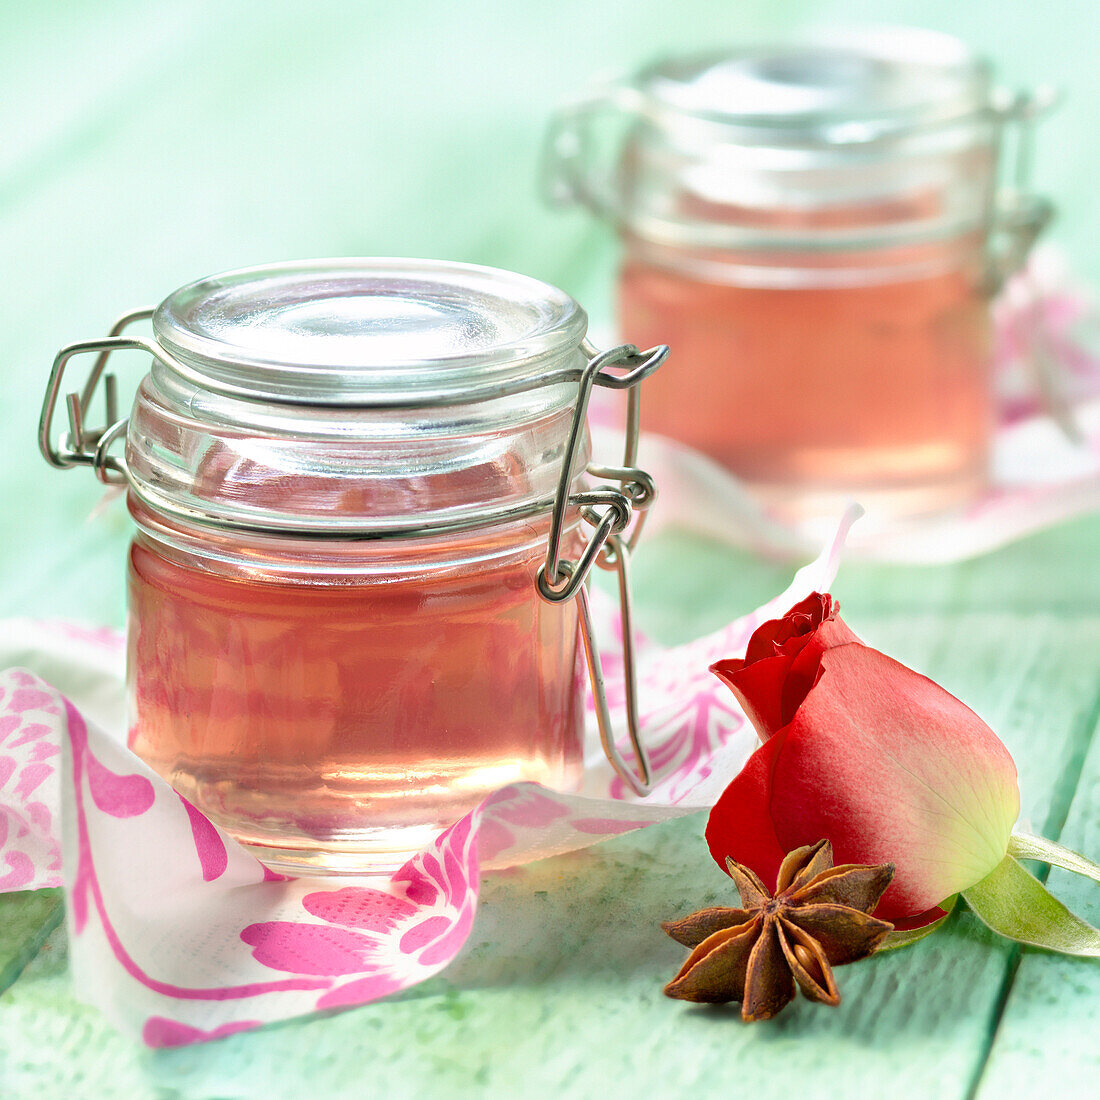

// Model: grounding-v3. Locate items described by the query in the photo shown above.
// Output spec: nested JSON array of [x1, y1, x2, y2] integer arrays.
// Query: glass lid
[[636, 27, 992, 142], [151, 258, 588, 405]]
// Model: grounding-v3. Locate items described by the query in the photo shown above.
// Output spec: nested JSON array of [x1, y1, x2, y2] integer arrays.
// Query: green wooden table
[[2, 3, 1099, 1096]]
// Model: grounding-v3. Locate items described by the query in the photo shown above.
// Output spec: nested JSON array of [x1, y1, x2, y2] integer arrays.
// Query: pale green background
[[2, 0, 1099, 626], [2, 4, 1100, 1098]]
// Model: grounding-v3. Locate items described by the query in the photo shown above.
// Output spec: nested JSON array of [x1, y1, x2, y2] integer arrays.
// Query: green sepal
[[1009, 832, 1100, 884], [878, 897, 957, 951], [962, 855, 1100, 956]]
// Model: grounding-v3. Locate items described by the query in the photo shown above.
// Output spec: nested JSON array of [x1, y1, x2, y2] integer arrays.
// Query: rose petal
[[770, 644, 1019, 921], [777, 627, 829, 728], [890, 904, 950, 931], [712, 595, 861, 740], [744, 593, 828, 663], [710, 655, 789, 741], [743, 615, 793, 663], [705, 730, 789, 891]]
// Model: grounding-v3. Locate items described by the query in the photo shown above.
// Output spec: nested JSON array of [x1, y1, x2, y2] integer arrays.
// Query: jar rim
[[630, 28, 995, 144], [152, 258, 589, 407]]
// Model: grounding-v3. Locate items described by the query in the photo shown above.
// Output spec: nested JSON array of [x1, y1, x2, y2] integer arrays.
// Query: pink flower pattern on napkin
[[0, 671, 62, 891], [240, 814, 481, 1010]]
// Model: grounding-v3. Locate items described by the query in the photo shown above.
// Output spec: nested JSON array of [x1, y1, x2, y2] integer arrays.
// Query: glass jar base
[[236, 824, 458, 877]]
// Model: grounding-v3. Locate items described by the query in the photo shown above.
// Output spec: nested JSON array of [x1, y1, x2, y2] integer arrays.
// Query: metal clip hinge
[[536, 339, 667, 796], [38, 308, 155, 485]]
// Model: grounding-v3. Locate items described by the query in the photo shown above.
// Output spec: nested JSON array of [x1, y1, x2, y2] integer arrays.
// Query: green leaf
[[1009, 832, 1100, 884], [962, 856, 1100, 956], [878, 897, 956, 951]]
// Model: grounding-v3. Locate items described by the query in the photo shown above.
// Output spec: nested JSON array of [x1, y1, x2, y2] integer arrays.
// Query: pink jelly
[[40, 259, 660, 874]]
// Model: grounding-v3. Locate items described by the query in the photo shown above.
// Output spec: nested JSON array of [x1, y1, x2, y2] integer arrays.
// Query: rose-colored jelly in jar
[[126, 513, 585, 873], [619, 236, 994, 522], [40, 259, 664, 874], [547, 29, 1052, 530]]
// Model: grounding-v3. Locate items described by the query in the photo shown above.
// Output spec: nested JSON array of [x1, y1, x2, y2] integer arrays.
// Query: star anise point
[[663, 841, 894, 1021]]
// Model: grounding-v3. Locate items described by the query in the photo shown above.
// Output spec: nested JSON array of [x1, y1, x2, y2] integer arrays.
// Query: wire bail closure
[[535, 338, 668, 797], [38, 308, 156, 485]]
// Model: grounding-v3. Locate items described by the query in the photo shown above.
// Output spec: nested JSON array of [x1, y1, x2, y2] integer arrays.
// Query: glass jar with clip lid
[[545, 27, 1055, 532], [39, 259, 667, 875]]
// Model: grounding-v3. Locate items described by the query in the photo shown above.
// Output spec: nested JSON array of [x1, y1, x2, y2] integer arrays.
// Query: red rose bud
[[706, 593, 1019, 927]]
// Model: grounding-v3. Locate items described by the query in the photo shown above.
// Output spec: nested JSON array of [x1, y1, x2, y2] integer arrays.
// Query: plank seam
[[963, 678, 1100, 1100]]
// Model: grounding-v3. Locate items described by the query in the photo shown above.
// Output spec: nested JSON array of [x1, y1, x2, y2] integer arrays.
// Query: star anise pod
[[662, 839, 895, 1021]]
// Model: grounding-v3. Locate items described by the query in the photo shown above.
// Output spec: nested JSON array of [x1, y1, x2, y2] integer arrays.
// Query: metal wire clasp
[[536, 338, 668, 796], [38, 308, 155, 485]]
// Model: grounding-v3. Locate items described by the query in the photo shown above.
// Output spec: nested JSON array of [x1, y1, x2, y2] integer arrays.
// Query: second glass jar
[[547, 29, 1053, 529]]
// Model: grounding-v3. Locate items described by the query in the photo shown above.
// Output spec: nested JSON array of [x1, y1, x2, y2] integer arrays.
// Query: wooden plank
[[973, 699, 1100, 1096], [632, 514, 1100, 643]]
